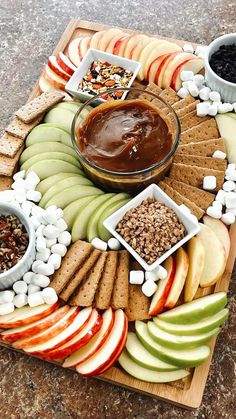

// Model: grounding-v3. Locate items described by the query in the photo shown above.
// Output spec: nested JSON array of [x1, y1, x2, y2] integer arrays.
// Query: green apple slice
[[158, 292, 227, 324], [39, 176, 93, 208], [71, 194, 114, 242], [98, 197, 131, 241], [126, 333, 179, 371], [45, 185, 104, 209], [118, 349, 190, 383], [26, 125, 71, 147], [154, 308, 229, 336], [36, 173, 81, 195], [44, 108, 75, 131], [215, 114, 236, 164], [20, 142, 78, 164], [55, 102, 82, 113], [135, 321, 211, 368], [26, 160, 81, 180], [63, 196, 97, 230], [21, 152, 81, 172], [147, 321, 219, 349]]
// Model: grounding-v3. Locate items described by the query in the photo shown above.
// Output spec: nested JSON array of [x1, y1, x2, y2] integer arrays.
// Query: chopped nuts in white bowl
[[103, 184, 200, 271]]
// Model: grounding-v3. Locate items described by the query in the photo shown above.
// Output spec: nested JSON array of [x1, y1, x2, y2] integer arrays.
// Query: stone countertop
[[0, 1, 235, 418]]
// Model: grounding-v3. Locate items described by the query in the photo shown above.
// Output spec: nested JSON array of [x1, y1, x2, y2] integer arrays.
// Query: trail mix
[[0, 214, 29, 273], [78, 60, 133, 100], [116, 197, 186, 264]]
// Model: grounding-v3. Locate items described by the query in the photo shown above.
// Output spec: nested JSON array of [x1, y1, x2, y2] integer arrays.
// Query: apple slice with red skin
[[147, 53, 171, 84], [48, 56, 71, 81], [56, 52, 76, 76], [130, 36, 151, 61], [106, 33, 127, 54], [76, 309, 127, 377], [99, 29, 124, 52], [155, 51, 180, 87], [39, 72, 72, 99], [171, 58, 204, 91], [0, 302, 59, 329], [113, 35, 132, 56], [79, 36, 91, 59], [44, 309, 102, 360], [90, 30, 106, 50], [1, 305, 70, 343], [123, 34, 148, 59], [161, 52, 196, 88], [23, 307, 92, 355], [164, 248, 189, 309], [148, 256, 176, 316], [203, 215, 230, 259], [143, 41, 182, 81], [68, 37, 83, 67], [63, 307, 114, 368], [13, 306, 79, 349], [44, 64, 67, 90]]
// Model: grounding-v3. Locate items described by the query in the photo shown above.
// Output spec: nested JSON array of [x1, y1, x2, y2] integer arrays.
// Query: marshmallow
[[225, 193, 236, 209], [25, 172, 40, 186], [13, 170, 25, 180], [21, 201, 34, 216], [31, 205, 45, 218], [208, 102, 218, 116], [36, 248, 51, 262], [142, 279, 158, 297], [35, 225, 45, 238], [36, 236, 47, 252], [187, 81, 199, 97], [58, 231, 71, 247], [215, 189, 227, 205], [225, 171, 236, 181], [0, 290, 15, 304], [45, 238, 57, 248], [183, 43, 194, 53], [31, 216, 41, 230], [212, 150, 226, 160], [199, 86, 211, 101], [28, 292, 44, 307], [13, 293, 28, 308], [156, 265, 168, 280], [32, 260, 44, 273], [197, 101, 210, 117], [180, 70, 194, 82], [226, 163, 236, 173], [212, 201, 223, 212], [48, 253, 61, 270], [218, 103, 234, 113], [54, 218, 68, 232], [55, 208, 64, 219], [195, 45, 207, 57], [14, 189, 27, 204], [36, 263, 55, 276], [51, 243, 67, 257], [182, 81, 191, 90], [12, 178, 27, 190], [26, 190, 42, 202], [193, 74, 205, 86], [209, 91, 221, 103], [206, 206, 222, 219], [23, 271, 35, 284], [223, 180, 235, 192], [145, 271, 158, 282], [108, 238, 121, 251], [129, 270, 144, 285], [221, 212, 235, 225], [43, 225, 60, 239], [203, 176, 216, 190], [226, 207, 236, 216], [13, 280, 28, 294], [179, 204, 191, 214], [46, 205, 57, 212], [0, 190, 15, 202], [177, 87, 189, 99], [31, 274, 50, 288], [28, 284, 41, 295], [0, 303, 15, 315], [91, 237, 108, 252], [43, 209, 58, 225], [41, 288, 58, 305]]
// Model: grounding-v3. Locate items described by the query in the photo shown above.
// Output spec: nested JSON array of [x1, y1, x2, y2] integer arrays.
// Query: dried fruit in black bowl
[[209, 44, 236, 84]]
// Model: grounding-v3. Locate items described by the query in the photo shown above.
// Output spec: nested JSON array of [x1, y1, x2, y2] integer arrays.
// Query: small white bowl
[[0, 203, 35, 290], [103, 184, 200, 271], [205, 33, 236, 103], [65, 48, 141, 102]]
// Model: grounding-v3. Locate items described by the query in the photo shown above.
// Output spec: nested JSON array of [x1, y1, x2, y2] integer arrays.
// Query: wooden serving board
[[1, 19, 235, 409]]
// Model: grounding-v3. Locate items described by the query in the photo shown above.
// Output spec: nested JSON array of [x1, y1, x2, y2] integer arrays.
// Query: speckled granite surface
[[0, 1, 236, 418]]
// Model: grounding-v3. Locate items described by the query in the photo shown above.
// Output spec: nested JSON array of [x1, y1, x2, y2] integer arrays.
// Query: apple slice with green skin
[[47, 56, 71, 82], [148, 256, 176, 316], [203, 215, 230, 259], [20, 142, 78, 165], [216, 114, 236, 164], [26, 160, 82, 180], [170, 58, 204, 91], [0, 305, 70, 343], [21, 151, 81, 172], [90, 30, 106, 49], [119, 349, 189, 383], [144, 41, 182, 81], [125, 333, 179, 371], [99, 29, 123, 51], [13, 306, 79, 349], [161, 52, 196, 88], [68, 37, 83, 67], [198, 223, 226, 287], [26, 125, 71, 148], [164, 248, 189, 309], [135, 321, 210, 368], [63, 307, 114, 368], [44, 107, 75, 132], [63, 196, 97, 230], [44, 309, 102, 360], [36, 173, 83, 195], [184, 236, 205, 303], [98, 198, 131, 241], [39, 176, 93, 208], [55, 102, 82, 114], [158, 292, 227, 324], [56, 52, 76, 76], [0, 302, 59, 329], [154, 308, 229, 336], [45, 184, 104, 209]]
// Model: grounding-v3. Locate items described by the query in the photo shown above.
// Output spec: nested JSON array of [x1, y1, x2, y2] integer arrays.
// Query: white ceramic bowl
[[0, 203, 35, 290], [205, 33, 236, 103], [103, 184, 200, 271], [65, 48, 141, 102]]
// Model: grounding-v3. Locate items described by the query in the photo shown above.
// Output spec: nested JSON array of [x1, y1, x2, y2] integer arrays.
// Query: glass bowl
[[71, 87, 180, 194]]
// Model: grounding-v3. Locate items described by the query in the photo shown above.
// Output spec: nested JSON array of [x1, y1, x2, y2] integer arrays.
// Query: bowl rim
[[71, 86, 181, 177], [0, 203, 35, 280]]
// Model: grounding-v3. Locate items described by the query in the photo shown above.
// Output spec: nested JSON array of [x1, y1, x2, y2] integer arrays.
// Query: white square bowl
[[103, 184, 200, 271], [65, 48, 141, 102]]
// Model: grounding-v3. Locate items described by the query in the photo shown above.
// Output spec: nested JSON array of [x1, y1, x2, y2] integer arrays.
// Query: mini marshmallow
[[35, 225, 45, 238], [145, 271, 158, 282], [218, 103, 234, 113], [54, 218, 67, 232], [36, 248, 51, 262], [180, 70, 194, 82], [221, 212, 235, 225], [215, 189, 227, 205], [28, 284, 41, 295], [21, 201, 34, 216], [31, 216, 41, 230], [28, 292, 44, 307], [206, 206, 222, 219], [182, 81, 192, 89], [226, 207, 236, 216], [13, 170, 25, 180], [225, 171, 236, 181], [48, 253, 61, 270], [212, 150, 226, 160], [193, 74, 205, 86], [107, 238, 121, 251], [12, 178, 27, 190], [41, 287, 58, 305], [45, 238, 57, 248], [43, 209, 58, 225], [208, 102, 218, 116], [142, 279, 157, 297], [26, 190, 42, 202], [0, 190, 15, 202], [0, 303, 15, 315], [91, 237, 108, 252], [212, 201, 223, 212], [177, 87, 189, 99], [223, 180, 235, 192], [31, 274, 50, 288], [31, 205, 45, 218], [43, 225, 60, 239], [46, 205, 57, 212], [226, 163, 236, 173], [179, 204, 191, 215], [195, 45, 207, 57], [199, 86, 211, 101], [209, 91, 221, 103], [156, 265, 168, 280], [14, 189, 27, 204], [183, 43, 194, 53], [0, 290, 14, 304], [203, 176, 216, 190], [32, 260, 44, 273], [187, 81, 199, 97], [13, 293, 28, 308], [23, 271, 35, 284], [197, 101, 210, 117], [13, 280, 28, 295], [129, 270, 144, 285], [26, 171, 40, 186], [55, 208, 64, 219], [225, 193, 236, 209], [36, 236, 47, 252], [36, 263, 55, 276], [58, 231, 71, 247], [51, 243, 67, 257]]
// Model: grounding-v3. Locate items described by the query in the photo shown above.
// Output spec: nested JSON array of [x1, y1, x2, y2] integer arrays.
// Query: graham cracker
[[173, 154, 227, 172], [146, 82, 162, 96], [125, 284, 151, 321], [162, 178, 215, 211], [50, 240, 92, 294], [0, 176, 12, 191], [0, 145, 24, 176], [95, 251, 119, 310], [172, 95, 195, 111], [6, 115, 43, 140], [175, 101, 199, 118], [59, 249, 101, 301], [111, 250, 129, 310], [180, 110, 210, 131], [181, 119, 219, 144], [159, 181, 204, 219], [159, 87, 180, 105], [177, 138, 226, 157], [15, 91, 64, 123], [70, 252, 107, 307], [0, 132, 24, 158], [169, 163, 224, 191]]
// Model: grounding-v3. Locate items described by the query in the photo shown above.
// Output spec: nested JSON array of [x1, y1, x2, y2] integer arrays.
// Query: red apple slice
[[113, 35, 132, 56], [63, 307, 114, 368], [79, 36, 91, 59], [24, 307, 92, 355], [144, 41, 182, 81], [161, 52, 196, 88], [164, 248, 189, 309], [76, 309, 127, 376], [48, 56, 71, 81], [0, 302, 59, 329], [171, 58, 204, 91], [13, 306, 79, 349], [155, 51, 180, 87], [147, 53, 171, 84], [148, 256, 176, 316], [68, 37, 83, 66], [123, 34, 148, 59], [106, 33, 127, 54], [203, 215, 230, 259], [1, 305, 70, 343], [99, 29, 124, 51], [44, 64, 67, 90], [44, 309, 102, 360], [90, 30, 106, 50], [56, 52, 76, 76], [137, 39, 165, 81], [131, 37, 154, 61]]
